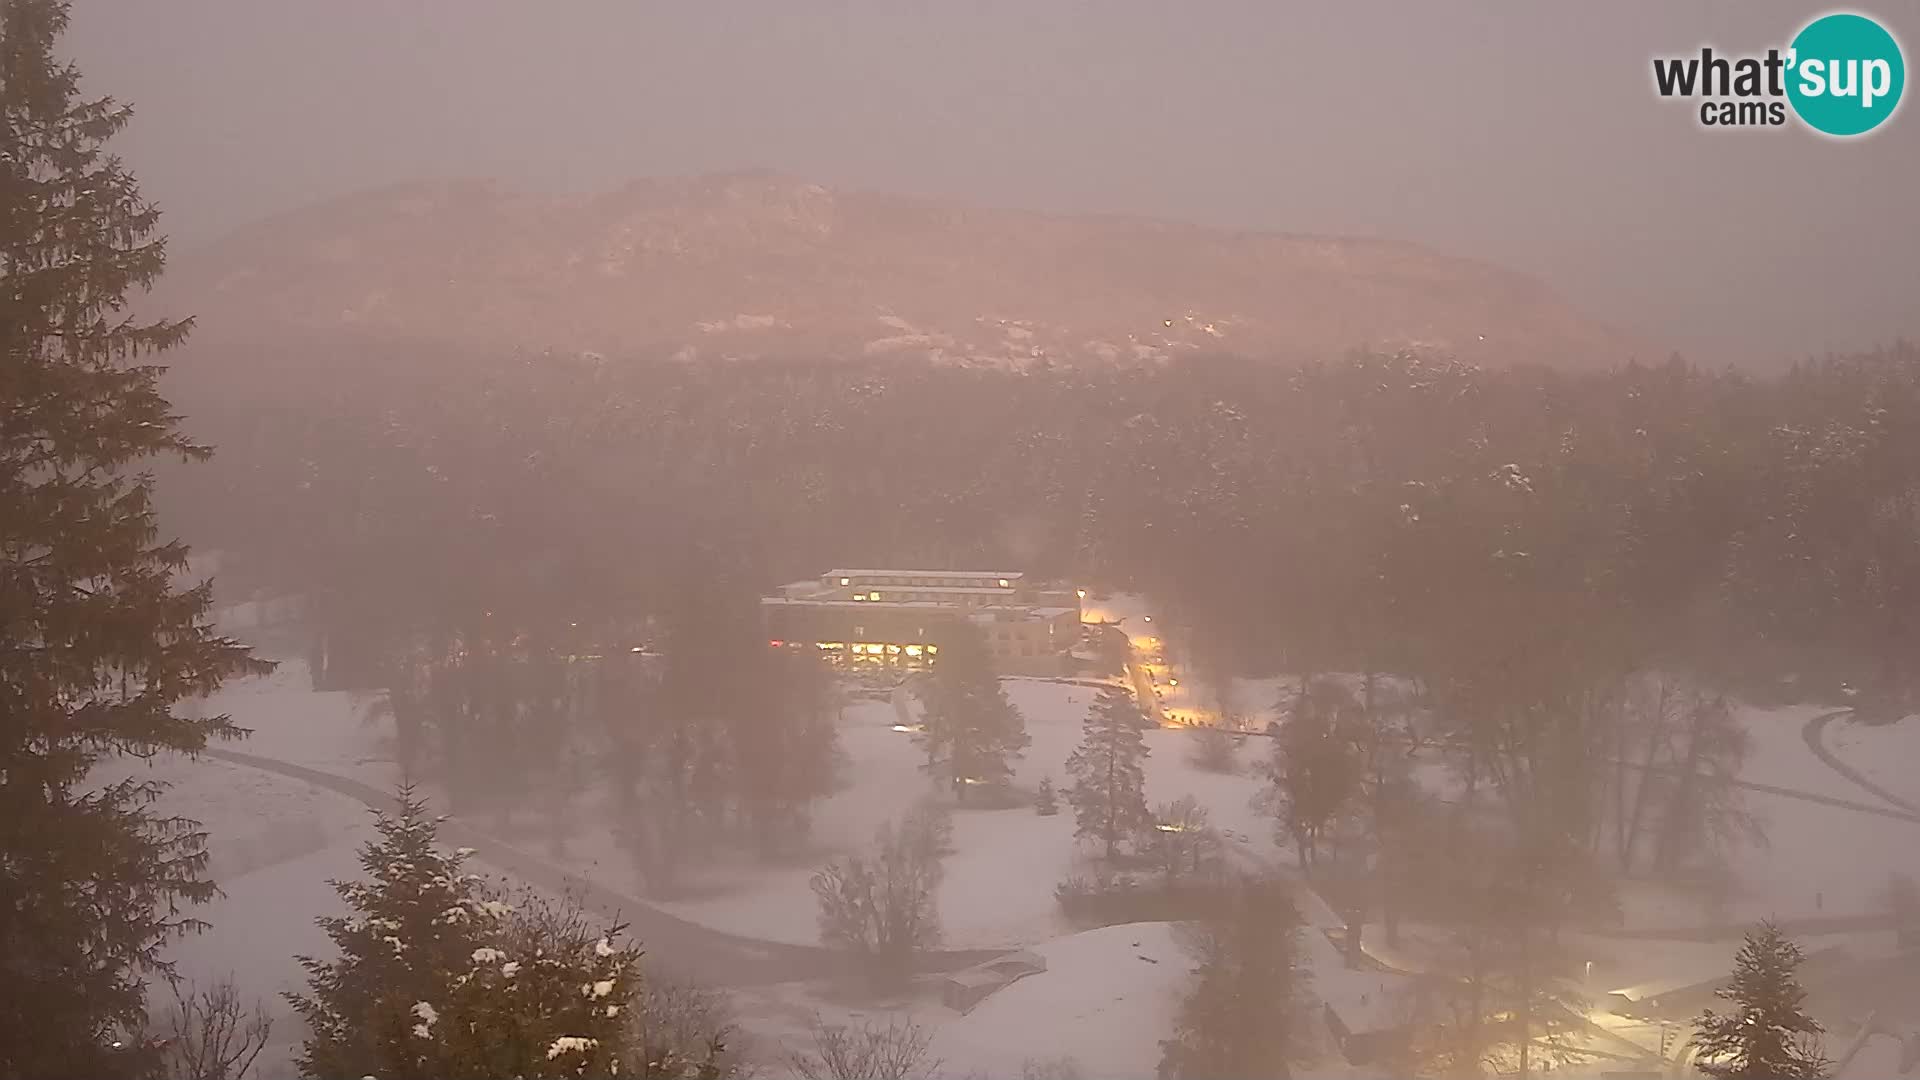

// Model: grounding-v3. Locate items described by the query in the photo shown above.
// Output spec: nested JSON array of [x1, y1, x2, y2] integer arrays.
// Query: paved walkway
[[202, 747, 1002, 988]]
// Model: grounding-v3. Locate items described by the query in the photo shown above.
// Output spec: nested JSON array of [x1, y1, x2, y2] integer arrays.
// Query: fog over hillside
[[158, 172, 1644, 370]]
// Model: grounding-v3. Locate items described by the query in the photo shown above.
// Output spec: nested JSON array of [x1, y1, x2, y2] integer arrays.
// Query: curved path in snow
[[1802, 709, 1920, 817], [204, 706, 1914, 984], [201, 747, 1002, 988]]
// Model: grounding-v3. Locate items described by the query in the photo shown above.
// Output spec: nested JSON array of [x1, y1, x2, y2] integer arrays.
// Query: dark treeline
[[165, 343, 1920, 712]]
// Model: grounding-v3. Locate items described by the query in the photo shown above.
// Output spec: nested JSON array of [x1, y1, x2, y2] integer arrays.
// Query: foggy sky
[[69, 1, 1920, 366]]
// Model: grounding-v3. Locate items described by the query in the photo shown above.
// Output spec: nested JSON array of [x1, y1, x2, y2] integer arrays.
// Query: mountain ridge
[[157, 172, 1649, 369]]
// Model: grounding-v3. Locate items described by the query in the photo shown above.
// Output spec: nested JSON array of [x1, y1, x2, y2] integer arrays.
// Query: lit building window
[[997, 578, 1010, 588], [840, 577, 851, 586], [869, 591, 882, 601]]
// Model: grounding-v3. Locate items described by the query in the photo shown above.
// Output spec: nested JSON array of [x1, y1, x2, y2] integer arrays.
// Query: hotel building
[[760, 569, 1083, 675]]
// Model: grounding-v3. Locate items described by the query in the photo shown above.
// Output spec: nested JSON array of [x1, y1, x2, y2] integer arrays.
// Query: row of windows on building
[[849, 590, 1009, 604], [840, 576, 1011, 589]]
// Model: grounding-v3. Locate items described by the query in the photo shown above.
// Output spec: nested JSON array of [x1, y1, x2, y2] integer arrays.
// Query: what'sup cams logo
[[1653, 11, 1905, 136]]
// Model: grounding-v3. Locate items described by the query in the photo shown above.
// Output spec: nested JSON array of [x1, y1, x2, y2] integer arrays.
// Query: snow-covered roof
[[854, 584, 1027, 596], [928, 923, 1190, 1079], [941, 968, 1008, 989], [828, 569, 1024, 581]]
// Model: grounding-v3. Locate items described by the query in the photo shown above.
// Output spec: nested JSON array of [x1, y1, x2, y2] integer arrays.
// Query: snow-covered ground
[[648, 679, 1283, 948], [96, 749, 374, 1080], [196, 659, 401, 792], [928, 921, 1191, 1078], [1737, 703, 1868, 802], [1828, 712, 1920, 808], [733, 920, 1406, 1080], [142, 619, 1920, 1077]]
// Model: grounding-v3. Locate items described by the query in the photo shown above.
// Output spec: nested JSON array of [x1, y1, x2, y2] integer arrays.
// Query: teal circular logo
[[1786, 13, 1905, 136]]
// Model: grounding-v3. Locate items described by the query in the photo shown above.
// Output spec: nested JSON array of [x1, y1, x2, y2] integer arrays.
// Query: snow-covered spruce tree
[[916, 625, 1027, 803], [288, 788, 508, 1079], [290, 789, 711, 1078], [1691, 921, 1830, 1080], [1065, 684, 1150, 859], [0, 2, 267, 1074], [429, 892, 651, 1079]]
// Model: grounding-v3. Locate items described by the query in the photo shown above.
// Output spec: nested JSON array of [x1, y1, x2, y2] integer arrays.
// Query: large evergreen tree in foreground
[[0, 2, 264, 1073], [1691, 922, 1830, 1080], [292, 792, 718, 1079]]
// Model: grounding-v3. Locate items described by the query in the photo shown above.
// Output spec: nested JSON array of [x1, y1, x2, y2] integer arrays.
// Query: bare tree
[[812, 813, 944, 989], [628, 975, 751, 1078], [1139, 795, 1224, 888], [787, 1015, 939, 1080], [151, 977, 274, 1080]]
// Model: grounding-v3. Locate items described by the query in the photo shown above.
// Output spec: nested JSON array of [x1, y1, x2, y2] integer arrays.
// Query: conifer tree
[[289, 789, 508, 1079], [916, 625, 1027, 802], [1265, 678, 1361, 868], [1034, 775, 1059, 815], [1065, 684, 1151, 859], [1158, 879, 1308, 1080], [1, 2, 265, 1073], [291, 790, 701, 1078], [1691, 922, 1830, 1080]]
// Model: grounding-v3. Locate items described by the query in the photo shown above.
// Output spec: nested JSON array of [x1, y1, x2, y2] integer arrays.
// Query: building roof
[[827, 569, 1024, 581], [848, 584, 1026, 596]]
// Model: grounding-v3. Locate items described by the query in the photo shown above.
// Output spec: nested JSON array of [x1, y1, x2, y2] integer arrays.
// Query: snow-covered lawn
[[93, 749, 376, 1080], [1735, 703, 1869, 802], [1613, 784, 1920, 932], [735, 920, 1404, 1080], [1827, 712, 1920, 809], [928, 921, 1191, 1078], [199, 657, 401, 793], [648, 679, 1286, 948]]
